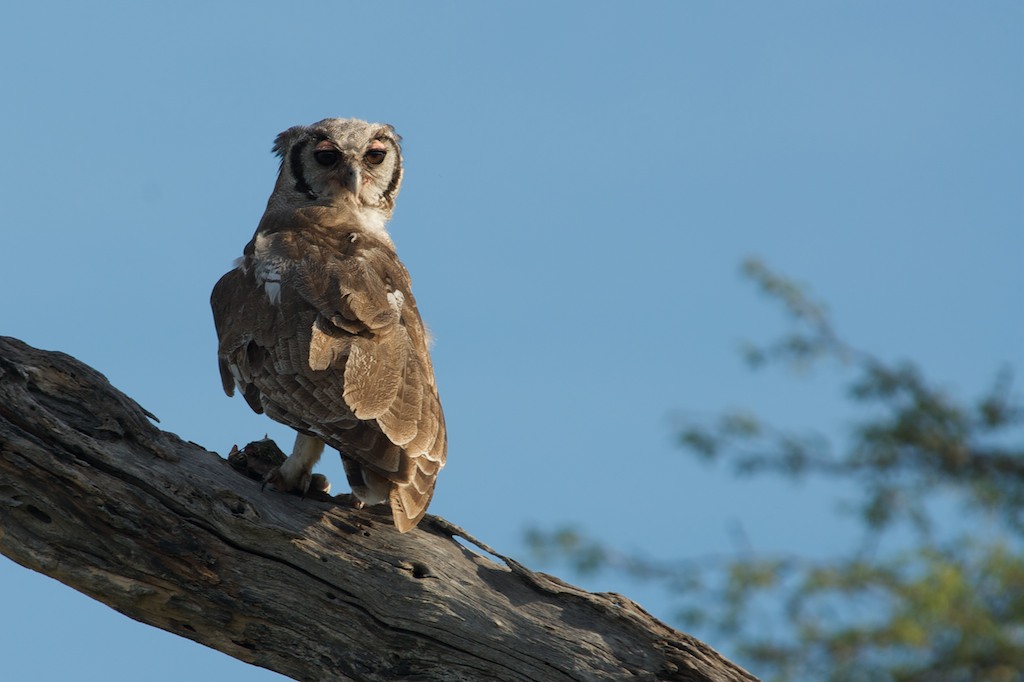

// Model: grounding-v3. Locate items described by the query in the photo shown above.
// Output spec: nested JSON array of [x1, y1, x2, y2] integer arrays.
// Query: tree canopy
[[528, 259, 1024, 682]]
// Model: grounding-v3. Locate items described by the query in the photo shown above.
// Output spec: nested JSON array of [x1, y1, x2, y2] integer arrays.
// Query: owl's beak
[[341, 162, 360, 196]]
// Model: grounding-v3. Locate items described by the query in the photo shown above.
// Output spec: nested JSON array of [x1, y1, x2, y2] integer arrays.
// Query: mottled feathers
[[211, 119, 445, 532]]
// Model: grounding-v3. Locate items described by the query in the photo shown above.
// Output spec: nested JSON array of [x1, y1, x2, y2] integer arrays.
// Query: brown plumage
[[211, 119, 446, 532]]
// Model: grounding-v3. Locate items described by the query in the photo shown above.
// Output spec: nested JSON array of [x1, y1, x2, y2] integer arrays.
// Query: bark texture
[[0, 336, 759, 682]]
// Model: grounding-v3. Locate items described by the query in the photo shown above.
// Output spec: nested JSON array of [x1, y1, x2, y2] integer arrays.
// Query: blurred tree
[[527, 259, 1024, 682]]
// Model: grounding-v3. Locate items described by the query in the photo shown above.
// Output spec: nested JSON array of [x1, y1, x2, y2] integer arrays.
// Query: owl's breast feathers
[[211, 207, 446, 513]]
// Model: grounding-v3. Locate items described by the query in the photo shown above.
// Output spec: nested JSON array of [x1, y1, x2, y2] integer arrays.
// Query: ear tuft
[[272, 126, 306, 160]]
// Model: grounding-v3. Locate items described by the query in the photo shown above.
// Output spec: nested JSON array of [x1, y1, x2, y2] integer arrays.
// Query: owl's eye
[[364, 149, 387, 166], [313, 149, 339, 166]]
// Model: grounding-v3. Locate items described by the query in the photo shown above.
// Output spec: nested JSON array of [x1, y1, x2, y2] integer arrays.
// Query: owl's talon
[[261, 466, 331, 498], [309, 474, 332, 495], [261, 466, 279, 492]]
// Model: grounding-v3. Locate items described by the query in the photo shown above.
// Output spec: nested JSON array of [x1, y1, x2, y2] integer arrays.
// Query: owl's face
[[270, 118, 403, 217]]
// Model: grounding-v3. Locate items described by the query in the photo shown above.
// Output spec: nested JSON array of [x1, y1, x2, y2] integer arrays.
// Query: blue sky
[[1, 2, 1021, 679]]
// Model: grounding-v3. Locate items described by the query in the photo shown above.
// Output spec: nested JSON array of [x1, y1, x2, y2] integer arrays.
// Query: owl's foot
[[257, 432, 330, 497], [262, 466, 331, 497]]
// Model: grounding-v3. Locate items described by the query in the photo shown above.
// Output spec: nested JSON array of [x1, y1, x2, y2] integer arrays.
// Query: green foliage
[[526, 259, 1024, 682]]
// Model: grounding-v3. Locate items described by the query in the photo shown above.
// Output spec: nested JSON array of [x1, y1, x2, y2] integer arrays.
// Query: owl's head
[[269, 118, 403, 225]]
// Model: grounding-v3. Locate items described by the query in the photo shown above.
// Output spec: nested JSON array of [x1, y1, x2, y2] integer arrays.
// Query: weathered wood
[[0, 336, 759, 682]]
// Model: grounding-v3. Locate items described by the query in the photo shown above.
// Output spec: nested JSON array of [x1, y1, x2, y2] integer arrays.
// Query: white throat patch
[[358, 209, 392, 243]]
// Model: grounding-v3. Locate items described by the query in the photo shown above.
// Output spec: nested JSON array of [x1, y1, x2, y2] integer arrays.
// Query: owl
[[211, 118, 446, 532]]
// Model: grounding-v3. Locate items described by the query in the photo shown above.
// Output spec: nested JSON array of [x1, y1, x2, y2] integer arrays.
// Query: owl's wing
[[289, 232, 447, 530], [211, 266, 276, 415]]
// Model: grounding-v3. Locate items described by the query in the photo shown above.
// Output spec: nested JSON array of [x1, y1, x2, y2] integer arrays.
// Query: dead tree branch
[[0, 336, 758, 682]]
